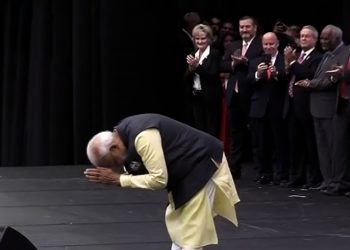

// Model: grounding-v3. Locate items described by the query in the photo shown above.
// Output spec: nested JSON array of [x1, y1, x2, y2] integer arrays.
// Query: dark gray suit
[[309, 43, 348, 186], [329, 46, 350, 194]]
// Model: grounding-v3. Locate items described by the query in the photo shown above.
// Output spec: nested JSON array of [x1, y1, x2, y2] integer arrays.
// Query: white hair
[[86, 131, 114, 166]]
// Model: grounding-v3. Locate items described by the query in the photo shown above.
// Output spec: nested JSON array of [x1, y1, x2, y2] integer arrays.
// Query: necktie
[[288, 75, 295, 97], [289, 52, 306, 97], [340, 57, 350, 99], [298, 52, 306, 64], [241, 42, 248, 57], [266, 57, 272, 80], [267, 68, 271, 80], [235, 42, 249, 93]]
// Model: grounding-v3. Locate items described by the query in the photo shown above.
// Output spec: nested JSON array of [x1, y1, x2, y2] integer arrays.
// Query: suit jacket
[[334, 46, 350, 121], [248, 53, 288, 118], [283, 49, 323, 118], [344, 56, 350, 120], [221, 36, 264, 110], [309, 44, 349, 118], [184, 47, 222, 103]]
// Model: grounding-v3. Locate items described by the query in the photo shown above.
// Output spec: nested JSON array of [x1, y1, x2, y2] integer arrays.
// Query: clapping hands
[[231, 49, 248, 65], [186, 54, 199, 71]]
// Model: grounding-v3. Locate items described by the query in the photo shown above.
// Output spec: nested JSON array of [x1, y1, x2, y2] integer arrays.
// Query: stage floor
[[0, 164, 350, 250]]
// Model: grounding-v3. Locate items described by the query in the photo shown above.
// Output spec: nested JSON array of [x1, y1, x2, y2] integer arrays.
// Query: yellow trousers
[[165, 154, 240, 248]]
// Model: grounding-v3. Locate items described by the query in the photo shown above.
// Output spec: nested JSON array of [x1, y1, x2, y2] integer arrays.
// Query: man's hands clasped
[[84, 166, 121, 186]]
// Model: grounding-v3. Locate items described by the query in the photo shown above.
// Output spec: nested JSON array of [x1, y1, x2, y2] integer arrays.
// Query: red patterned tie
[[267, 68, 271, 80]]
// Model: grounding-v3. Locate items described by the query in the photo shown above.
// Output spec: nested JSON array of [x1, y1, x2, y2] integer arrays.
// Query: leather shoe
[[275, 179, 288, 186], [280, 181, 302, 188], [345, 192, 350, 198], [322, 187, 344, 196], [310, 183, 328, 191], [257, 175, 272, 184], [301, 183, 322, 190], [253, 174, 262, 182]]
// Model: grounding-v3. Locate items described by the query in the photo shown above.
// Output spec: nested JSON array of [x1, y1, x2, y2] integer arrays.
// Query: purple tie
[[298, 52, 306, 64], [289, 53, 307, 97], [288, 75, 295, 97]]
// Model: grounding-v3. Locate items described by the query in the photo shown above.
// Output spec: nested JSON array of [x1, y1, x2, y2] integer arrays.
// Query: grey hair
[[324, 24, 343, 40], [86, 131, 114, 166], [301, 25, 319, 39]]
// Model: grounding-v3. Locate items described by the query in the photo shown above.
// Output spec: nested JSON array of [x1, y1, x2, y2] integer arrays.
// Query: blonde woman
[[185, 24, 222, 138]]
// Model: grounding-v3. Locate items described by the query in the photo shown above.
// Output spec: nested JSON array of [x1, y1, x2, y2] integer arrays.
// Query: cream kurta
[[119, 129, 240, 248], [166, 154, 239, 248]]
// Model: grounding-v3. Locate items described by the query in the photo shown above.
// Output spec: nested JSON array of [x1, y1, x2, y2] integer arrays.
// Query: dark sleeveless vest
[[114, 113, 223, 209]]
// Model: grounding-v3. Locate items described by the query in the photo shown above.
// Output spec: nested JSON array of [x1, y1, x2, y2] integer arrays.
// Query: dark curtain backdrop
[[1, 0, 348, 167], [0, 0, 179, 166]]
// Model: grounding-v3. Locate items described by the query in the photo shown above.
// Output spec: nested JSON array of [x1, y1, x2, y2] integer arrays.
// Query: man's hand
[[84, 167, 121, 186], [268, 65, 278, 78], [231, 55, 248, 64], [284, 46, 296, 64], [256, 62, 269, 79], [325, 65, 344, 79], [294, 79, 310, 87], [231, 49, 248, 66]]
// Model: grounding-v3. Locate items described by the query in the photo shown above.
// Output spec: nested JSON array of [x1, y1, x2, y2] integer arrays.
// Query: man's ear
[[109, 144, 118, 152]]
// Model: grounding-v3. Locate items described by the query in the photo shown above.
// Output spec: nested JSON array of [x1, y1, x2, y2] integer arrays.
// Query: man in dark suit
[[221, 16, 264, 179], [295, 25, 348, 192], [247, 32, 289, 185], [83, 113, 240, 249], [282, 25, 323, 189]]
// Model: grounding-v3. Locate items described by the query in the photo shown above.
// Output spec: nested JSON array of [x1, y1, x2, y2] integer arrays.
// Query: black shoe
[[322, 187, 345, 196], [310, 183, 328, 191], [253, 174, 262, 182], [280, 181, 302, 188], [301, 182, 321, 190], [275, 179, 288, 186], [257, 175, 272, 184], [345, 192, 350, 198], [300, 184, 310, 190]]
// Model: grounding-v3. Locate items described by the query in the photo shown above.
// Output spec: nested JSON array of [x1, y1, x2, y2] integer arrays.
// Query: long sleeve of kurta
[[119, 129, 168, 190]]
